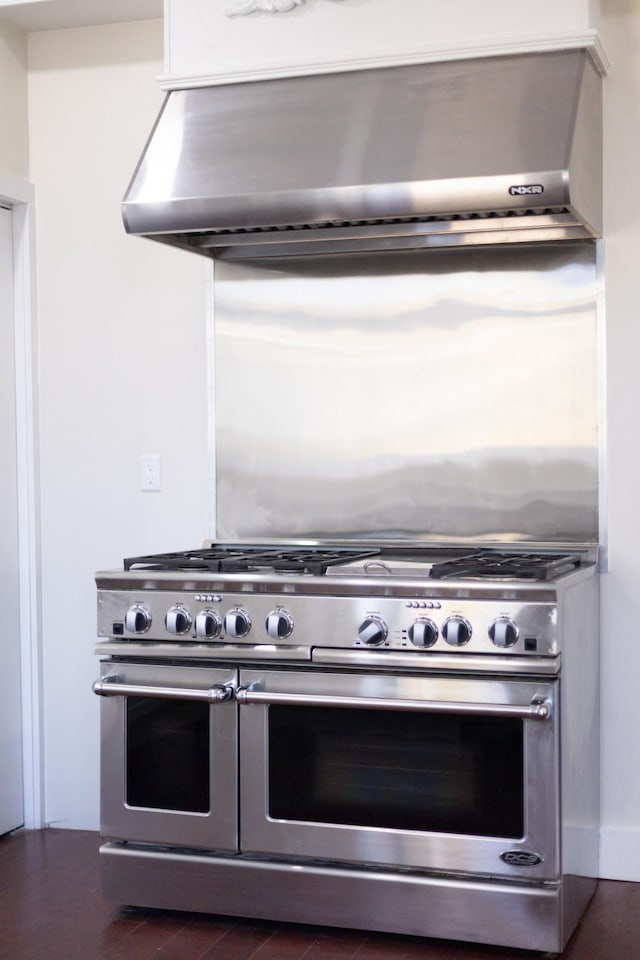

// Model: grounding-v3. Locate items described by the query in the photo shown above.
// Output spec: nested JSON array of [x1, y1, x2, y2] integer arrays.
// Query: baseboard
[[600, 828, 640, 881]]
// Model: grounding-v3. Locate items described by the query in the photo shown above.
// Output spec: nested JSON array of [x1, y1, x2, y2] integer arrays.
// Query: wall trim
[[207, 261, 217, 539], [0, 171, 43, 831], [596, 240, 608, 570], [159, 31, 609, 89], [600, 827, 640, 882]]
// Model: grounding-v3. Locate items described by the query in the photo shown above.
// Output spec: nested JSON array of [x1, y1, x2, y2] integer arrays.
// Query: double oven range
[[94, 541, 600, 953]]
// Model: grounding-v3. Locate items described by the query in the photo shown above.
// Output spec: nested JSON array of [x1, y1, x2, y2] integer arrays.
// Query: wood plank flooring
[[0, 829, 637, 960]]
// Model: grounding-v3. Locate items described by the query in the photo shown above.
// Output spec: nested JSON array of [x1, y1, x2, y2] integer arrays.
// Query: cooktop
[[122, 544, 582, 582]]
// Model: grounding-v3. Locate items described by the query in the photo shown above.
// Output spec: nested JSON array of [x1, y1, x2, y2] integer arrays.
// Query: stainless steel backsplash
[[213, 242, 598, 544]]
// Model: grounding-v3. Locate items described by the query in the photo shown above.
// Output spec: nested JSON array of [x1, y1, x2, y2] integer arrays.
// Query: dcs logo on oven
[[500, 851, 544, 867]]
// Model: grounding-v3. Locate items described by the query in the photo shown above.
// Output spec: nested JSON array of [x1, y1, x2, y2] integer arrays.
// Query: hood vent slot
[[123, 50, 602, 258], [159, 208, 584, 260], [206, 206, 572, 236]]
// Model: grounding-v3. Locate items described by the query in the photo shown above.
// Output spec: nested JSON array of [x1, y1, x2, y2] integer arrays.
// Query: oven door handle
[[92, 677, 235, 703], [235, 687, 552, 719]]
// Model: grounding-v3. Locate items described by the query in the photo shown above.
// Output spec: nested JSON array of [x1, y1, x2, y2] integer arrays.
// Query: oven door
[[94, 661, 238, 851], [237, 668, 558, 881]]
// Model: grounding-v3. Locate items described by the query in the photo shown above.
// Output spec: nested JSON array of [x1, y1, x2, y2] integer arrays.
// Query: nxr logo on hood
[[509, 184, 544, 196]]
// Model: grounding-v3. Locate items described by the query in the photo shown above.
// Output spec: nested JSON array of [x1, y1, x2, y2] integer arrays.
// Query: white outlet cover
[[141, 454, 161, 492]]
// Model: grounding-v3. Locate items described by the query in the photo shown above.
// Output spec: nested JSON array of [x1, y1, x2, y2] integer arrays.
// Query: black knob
[[265, 610, 294, 639], [358, 616, 388, 646], [224, 609, 252, 639], [165, 604, 192, 635], [195, 610, 222, 639], [408, 619, 438, 648], [489, 618, 519, 648], [442, 616, 472, 647], [124, 604, 151, 634]]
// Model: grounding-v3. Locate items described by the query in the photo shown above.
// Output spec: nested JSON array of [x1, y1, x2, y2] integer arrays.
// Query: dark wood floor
[[0, 829, 637, 960]]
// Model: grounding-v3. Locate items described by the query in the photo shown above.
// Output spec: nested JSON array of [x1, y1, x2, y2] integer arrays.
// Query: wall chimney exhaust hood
[[122, 49, 602, 259]]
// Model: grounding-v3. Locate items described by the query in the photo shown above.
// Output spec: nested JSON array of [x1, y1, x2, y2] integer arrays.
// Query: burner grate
[[428, 550, 580, 581], [123, 545, 380, 576]]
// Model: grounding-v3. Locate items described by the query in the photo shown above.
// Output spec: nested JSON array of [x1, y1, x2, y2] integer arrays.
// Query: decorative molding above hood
[[226, 0, 306, 16]]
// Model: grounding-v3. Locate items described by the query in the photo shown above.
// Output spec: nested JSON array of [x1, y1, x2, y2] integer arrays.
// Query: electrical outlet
[[141, 455, 161, 492]]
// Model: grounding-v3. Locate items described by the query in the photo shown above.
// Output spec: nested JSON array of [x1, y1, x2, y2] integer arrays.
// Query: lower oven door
[[94, 661, 238, 851], [237, 668, 558, 881]]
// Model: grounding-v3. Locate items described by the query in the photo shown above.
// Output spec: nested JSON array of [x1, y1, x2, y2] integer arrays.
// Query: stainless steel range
[[102, 43, 604, 955], [94, 541, 599, 954]]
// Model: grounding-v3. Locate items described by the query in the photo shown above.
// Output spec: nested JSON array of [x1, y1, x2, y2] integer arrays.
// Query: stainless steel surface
[[94, 559, 599, 951], [96, 559, 594, 598], [95, 639, 313, 661], [560, 572, 600, 880], [93, 677, 234, 702], [208, 216, 596, 260], [214, 243, 598, 543], [238, 668, 559, 880], [98, 661, 238, 851], [122, 51, 602, 256], [100, 842, 573, 953], [235, 686, 552, 719], [94, 640, 561, 673], [110, 44, 603, 953], [97, 586, 562, 659], [310, 648, 562, 675]]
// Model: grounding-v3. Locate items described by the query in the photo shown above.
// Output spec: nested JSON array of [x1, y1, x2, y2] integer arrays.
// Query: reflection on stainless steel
[[97, 662, 238, 852], [100, 842, 568, 953], [122, 51, 602, 256], [214, 242, 598, 542], [237, 670, 558, 880], [94, 543, 599, 952], [92, 677, 235, 702], [110, 37, 602, 958], [235, 686, 553, 719]]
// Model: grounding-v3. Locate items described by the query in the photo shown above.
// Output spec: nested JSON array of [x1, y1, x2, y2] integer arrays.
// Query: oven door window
[[126, 697, 209, 813], [268, 705, 524, 839]]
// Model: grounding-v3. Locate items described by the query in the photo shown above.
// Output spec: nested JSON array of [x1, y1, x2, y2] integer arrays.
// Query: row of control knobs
[[125, 604, 293, 639], [125, 604, 519, 648], [358, 615, 518, 648]]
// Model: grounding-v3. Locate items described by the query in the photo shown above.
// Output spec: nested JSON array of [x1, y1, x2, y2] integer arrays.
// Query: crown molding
[[159, 31, 609, 90]]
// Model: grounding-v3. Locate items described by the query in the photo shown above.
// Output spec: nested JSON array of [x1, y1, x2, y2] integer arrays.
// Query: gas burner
[[123, 545, 380, 577], [428, 550, 580, 581]]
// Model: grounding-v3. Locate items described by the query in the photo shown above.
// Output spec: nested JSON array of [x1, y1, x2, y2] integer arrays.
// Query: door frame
[[0, 171, 42, 830]]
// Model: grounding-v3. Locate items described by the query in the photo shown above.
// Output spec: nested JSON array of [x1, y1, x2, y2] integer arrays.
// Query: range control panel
[[97, 590, 559, 657]]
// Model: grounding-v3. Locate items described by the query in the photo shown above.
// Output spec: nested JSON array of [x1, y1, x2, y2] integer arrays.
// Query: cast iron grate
[[123, 545, 380, 576], [428, 550, 580, 581]]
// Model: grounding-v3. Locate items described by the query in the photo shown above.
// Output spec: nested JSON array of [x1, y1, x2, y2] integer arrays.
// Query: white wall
[[598, 3, 640, 881], [0, 19, 28, 178], [27, 19, 210, 828]]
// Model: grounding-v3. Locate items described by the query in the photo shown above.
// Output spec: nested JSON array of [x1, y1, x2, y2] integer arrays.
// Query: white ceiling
[[0, 0, 162, 32]]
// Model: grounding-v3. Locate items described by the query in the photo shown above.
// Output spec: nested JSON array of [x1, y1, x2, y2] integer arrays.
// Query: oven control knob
[[358, 616, 388, 646], [124, 603, 151, 634], [224, 608, 252, 638], [442, 616, 472, 647], [195, 610, 222, 639], [165, 604, 192, 635], [265, 610, 294, 639], [408, 618, 438, 648], [489, 617, 519, 648]]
